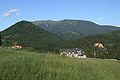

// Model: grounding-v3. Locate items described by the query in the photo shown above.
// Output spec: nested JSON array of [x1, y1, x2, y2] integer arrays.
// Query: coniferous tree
[[0, 32, 2, 46]]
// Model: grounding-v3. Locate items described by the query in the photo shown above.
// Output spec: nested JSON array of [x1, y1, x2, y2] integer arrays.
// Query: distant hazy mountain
[[1, 21, 61, 51], [33, 19, 120, 39]]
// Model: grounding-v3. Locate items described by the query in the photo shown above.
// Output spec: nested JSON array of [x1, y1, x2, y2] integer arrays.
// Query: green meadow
[[0, 48, 120, 80]]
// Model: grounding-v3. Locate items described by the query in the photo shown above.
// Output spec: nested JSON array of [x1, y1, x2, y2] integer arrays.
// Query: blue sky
[[0, 0, 120, 31]]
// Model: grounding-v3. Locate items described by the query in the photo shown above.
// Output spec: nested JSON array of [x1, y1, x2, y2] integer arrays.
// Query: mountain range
[[1, 19, 120, 57], [33, 19, 120, 39]]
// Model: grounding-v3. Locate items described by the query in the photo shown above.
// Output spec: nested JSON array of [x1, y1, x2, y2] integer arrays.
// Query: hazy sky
[[0, 0, 120, 31]]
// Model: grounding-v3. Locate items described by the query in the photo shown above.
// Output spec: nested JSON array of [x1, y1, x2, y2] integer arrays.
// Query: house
[[12, 45, 22, 49], [60, 48, 86, 58], [94, 43, 104, 49]]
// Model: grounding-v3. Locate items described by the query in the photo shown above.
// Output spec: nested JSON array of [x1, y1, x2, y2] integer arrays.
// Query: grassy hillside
[[33, 19, 120, 39], [1, 21, 62, 52], [0, 48, 120, 80]]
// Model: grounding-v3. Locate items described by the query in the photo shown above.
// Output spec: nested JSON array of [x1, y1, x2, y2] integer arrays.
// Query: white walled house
[[60, 48, 86, 58]]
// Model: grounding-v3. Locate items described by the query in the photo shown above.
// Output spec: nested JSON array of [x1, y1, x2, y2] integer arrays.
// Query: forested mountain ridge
[[1, 21, 62, 51], [33, 19, 120, 39]]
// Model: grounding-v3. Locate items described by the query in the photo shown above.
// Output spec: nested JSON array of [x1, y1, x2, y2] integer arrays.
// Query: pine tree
[[0, 32, 2, 46]]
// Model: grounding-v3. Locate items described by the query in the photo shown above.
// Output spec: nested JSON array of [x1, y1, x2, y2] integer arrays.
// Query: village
[[59, 42, 105, 58]]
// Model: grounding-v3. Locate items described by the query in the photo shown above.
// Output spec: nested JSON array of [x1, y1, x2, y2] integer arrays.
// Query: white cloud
[[9, 9, 18, 13], [3, 8, 20, 17], [3, 13, 11, 16], [16, 13, 20, 16], [98, 17, 103, 20]]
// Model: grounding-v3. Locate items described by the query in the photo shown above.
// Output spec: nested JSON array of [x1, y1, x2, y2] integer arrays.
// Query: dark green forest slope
[[1, 21, 62, 52]]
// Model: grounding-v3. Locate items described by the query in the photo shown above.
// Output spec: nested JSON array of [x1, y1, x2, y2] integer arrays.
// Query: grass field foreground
[[0, 48, 120, 80]]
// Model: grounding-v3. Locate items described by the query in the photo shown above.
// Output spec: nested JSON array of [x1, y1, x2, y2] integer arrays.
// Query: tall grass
[[0, 48, 120, 80]]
